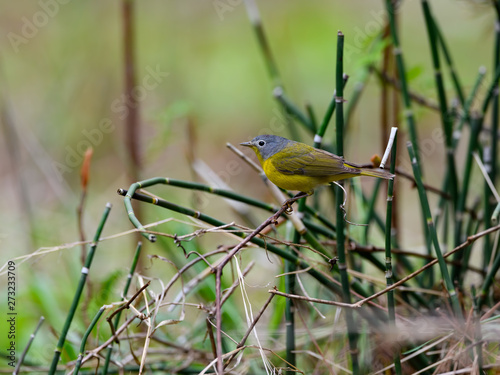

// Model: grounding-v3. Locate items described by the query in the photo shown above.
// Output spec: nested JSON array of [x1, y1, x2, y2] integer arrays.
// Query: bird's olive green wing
[[271, 146, 361, 177]]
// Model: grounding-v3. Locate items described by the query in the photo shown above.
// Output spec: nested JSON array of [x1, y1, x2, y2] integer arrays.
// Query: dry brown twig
[[106, 281, 152, 344]]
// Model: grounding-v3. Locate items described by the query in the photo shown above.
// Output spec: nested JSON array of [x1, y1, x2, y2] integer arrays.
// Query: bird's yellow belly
[[262, 159, 329, 192]]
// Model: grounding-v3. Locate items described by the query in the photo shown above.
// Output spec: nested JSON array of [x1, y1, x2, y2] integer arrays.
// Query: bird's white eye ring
[[258, 140, 266, 147]]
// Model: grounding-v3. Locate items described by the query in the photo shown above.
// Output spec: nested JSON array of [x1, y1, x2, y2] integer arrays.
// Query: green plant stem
[[243, 0, 281, 87], [120, 189, 342, 293], [285, 221, 297, 373], [492, 6, 500, 163], [122, 178, 273, 242], [362, 178, 383, 245], [433, 16, 465, 107], [483, 7, 500, 270], [354, 177, 420, 280], [274, 87, 315, 133], [48, 203, 112, 375], [304, 204, 337, 232], [73, 306, 106, 375], [407, 143, 463, 319], [243, 0, 303, 141], [359, 187, 390, 240], [345, 77, 368, 133], [421, 0, 458, 208], [452, 65, 500, 279], [434, 67, 486, 233], [384, 132, 402, 375], [314, 74, 349, 149], [459, 200, 481, 285], [386, 0, 437, 291], [491, 4, 500, 192], [454, 67, 486, 148], [335, 31, 360, 375], [420, 1, 460, 290], [102, 241, 143, 374], [478, 237, 500, 307], [121, 176, 341, 242], [306, 102, 318, 132], [121, 179, 336, 257], [385, 0, 422, 169]]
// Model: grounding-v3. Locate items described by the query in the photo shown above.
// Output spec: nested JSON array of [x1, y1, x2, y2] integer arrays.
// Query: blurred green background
[[0, 0, 497, 369]]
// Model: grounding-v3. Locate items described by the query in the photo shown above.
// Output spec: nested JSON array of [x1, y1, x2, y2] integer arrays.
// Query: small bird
[[240, 135, 394, 195]]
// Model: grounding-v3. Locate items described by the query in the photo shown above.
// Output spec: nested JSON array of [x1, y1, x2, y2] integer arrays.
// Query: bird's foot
[[271, 191, 311, 224], [284, 200, 295, 214]]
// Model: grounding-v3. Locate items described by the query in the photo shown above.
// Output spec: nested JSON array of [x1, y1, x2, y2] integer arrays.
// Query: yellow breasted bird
[[240, 135, 394, 195]]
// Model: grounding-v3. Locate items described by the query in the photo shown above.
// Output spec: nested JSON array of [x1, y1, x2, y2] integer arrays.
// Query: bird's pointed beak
[[240, 141, 252, 147]]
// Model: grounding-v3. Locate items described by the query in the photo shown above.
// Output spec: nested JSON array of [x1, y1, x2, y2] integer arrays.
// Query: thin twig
[[106, 281, 151, 343], [481, 299, 500, 321], [269, 289, 357, 308], [226, 142, 262, 173], [345, 242, 485, 275]]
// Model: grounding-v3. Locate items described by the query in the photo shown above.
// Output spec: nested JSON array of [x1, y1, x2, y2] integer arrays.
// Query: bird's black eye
[[258, 140, 266, 147]]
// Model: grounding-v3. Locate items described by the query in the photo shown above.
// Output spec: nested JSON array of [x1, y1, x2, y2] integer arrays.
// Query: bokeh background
[[0, 0, 497, 370]]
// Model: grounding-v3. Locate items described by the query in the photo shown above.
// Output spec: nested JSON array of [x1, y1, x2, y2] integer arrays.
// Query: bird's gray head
[[240, 135, 291, 161]]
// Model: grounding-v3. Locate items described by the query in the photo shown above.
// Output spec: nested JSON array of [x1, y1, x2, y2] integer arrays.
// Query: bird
[[240, 134, 394, 197]]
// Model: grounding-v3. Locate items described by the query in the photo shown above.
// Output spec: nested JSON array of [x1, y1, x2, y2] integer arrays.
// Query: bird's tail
[[359, 168, 395, 180]]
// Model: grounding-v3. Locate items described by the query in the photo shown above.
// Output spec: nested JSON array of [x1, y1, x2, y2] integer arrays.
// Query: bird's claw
[[284, 202, 294, 215], [271, 192, 310, 225], [271, 200, 294, 225]]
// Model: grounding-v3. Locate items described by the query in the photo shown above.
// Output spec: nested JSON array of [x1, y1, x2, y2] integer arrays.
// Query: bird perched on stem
[[241, 134, 394, 206]]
